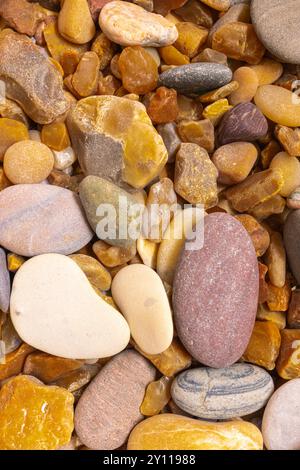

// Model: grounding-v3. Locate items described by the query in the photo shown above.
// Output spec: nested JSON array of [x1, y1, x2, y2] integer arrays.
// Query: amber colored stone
[[175, 22, 208, 58], [146, 87, 178, 124], [0, 167, 10, 191], [153, 0, 188, 16], [261, 140, 281, 169], [254, 85, 300, 128], [229, 67, 258, 106], [212, 142, 257, 185], [60, 50, 80, 76], [275, 73, 298, 91], [140, 376, 172, 416], [192, 47, 227, 65], [0, 375, 74, 450], [135, 338, 192, 377], [58, 0, 95, 45], [176, 95, 202, 122], [249, 195, 286, 221], [51, 364, 100, 393], [212, 22, 265, 65], [7, 253, 25, 272], [256, 304, 286, 331], [0, 0, 45, 36], [235, 215, 270, 257], [91, 32, 115, 70], [242, 321, 281, 371], [0, 98, 29, 127], [137, 238, 158, 269], [276, 329, 300, 380], [250, 59, 283, 86], [49, 57, 64, 77], [128, 414, 263, 450], [225, 169, 284, 213], [287, 290, 300, 328], [159, 46, 189, 66], [72, 51, 100, 98], [98, 74, 121, 96], [0, 343, 34, 381], [0, 118, 29, 161], [44, 21, 88, 63], [118, 46, 158, 95], [258, 262, 269, 304], [199, 81, 239, 104], [202, 99, 232, 125], [275, 126, 300, 157], [110, 53, 122, 79], [69, 254, 112, 291], [264, 232, 286, 289], [92, 240, 137, 268], [270, 152, 300, 198], [267, 282, 291, 312], [175, 143, 218, 207], [41, 122, 70, 151], [23, 352, 84, 384], [48, 169, 84, 193], [177, 119, 214, 153], [175, 0, 213, 28]]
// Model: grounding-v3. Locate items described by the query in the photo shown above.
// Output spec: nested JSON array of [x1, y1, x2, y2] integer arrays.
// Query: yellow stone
[[140, 376, 172, 416], [58, 0, 95, 45], [69, 254, 112, 291], [255, 85, 300, 127], [175, 22, 208, 58], [256, 304, 286, 330], [137, 238, 159, 269], [127, 414, 263, 450], [250, 59, 283, 86], [41, 122, 70, 151], [202, 99, 233, 125], [0, 118, 29, 160], [44, 21, 88, 63], [159, 46, 189, 66], [276, 329, 300, 380], [242, 321, 281, 371], [270, 152, 300, 197], [7, 253, 25, 272]]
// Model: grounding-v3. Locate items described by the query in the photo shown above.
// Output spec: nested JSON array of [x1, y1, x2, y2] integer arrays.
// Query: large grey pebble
[[159, 63, 233, 95], [171, 364, 274, 420], [0, 247, 10, 313], [0, 185, 93, 257]]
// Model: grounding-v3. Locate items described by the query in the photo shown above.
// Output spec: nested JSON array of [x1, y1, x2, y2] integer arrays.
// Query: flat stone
[[173, 212, 259, 368], [10, 254, 130, 359], [262, 379, 300, 450], [75, 350, 156, 450], [171, 364, 274, 420], [0, 184, 93, 257], [159, 63, 232, 95], [0, 247, 10, 313], [284, 210, 300, 285], [251, 0, 300, 64]]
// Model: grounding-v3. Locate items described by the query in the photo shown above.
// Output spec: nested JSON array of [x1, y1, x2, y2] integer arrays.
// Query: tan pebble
[[264, 232, 286, 288], [250, 59, 283, 86], [212, 142, 257, 185], [137, 238, 158, 270], [69, 254, 112, 291], [58, 0, 96, 45], [229, 67, 258, 105], [93, 240, 137, 268], [270, 152, 300, 197], [53, 147, 76, 171]]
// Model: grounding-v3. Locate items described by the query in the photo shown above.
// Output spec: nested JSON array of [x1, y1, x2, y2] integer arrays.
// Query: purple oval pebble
[[173, 212, 259, 368], [0, 247, 10, 313]]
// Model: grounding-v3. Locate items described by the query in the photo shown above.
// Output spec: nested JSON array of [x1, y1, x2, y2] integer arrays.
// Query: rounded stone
[[284, 210, 300, 285], [0, 184, 93, 256], [75, 350, 156, 450], [159, 63, 233, 96], [171, 364, 274, 420], [0, 247, 10, 313], [251, 0, 300, 64], [173, 212, 259, 368], [10, 254, 130, 359], [262, 379, 300, 450]]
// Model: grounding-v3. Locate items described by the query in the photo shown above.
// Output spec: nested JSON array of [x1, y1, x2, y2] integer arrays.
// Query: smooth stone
[[251, 0, 300, 64], [112, 264, 173, 354], [0, 247, 10, 313], [284, 210, 300, 285], [79, 175, 143, 249], [99, 1, 178, 47], [173, 212, 259, 368], [159, 63, 233, 96], [10, 254, 130, 359], [218, 102, 268, 145], [262, 379, 300, 450], [75, 349, 156, 450], [0, 185, 93, 257], [171, 364, 274, 420]]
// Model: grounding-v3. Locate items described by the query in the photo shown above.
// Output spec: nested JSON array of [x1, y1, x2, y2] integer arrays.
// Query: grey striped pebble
[[171, 364, 274, 420], [0, 247, 10, 313]]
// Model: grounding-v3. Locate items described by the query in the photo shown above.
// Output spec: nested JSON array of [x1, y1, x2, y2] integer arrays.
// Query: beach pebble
[[112, 264, 173, 354], [0, 247, 10, 313], [99, 1, 178, 47], [284, 210, 300, 285], [58, 0, 95, 45], [75, 350, 156, 450], [171, 364, 274, 420], [10, 254, 130, 359], [0, 184, 93, 256], [159, 63, 232, 95], [173, 212, 258, 368], [262, 379, 300, 450], [251, 0, 300, 64]]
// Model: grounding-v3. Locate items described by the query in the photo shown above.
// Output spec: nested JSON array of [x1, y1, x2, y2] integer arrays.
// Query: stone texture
[[0, 185, 93, 257], [0, 247, 10, 313], [75, 350, 156, 450], [173, 213, 259, 368], [284, 210, 300, 285]]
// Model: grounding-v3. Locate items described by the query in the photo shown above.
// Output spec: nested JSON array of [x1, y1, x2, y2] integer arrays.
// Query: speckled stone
[[75, 350, 156, 450], [0, 185, 93, 257], [218, 102, 268, 146], [0, 247, 10, 313], [284, 210, 300, 285], [262, 379, 300, 450], [173, 212, 259, 368], [171, 364, 274, 420], [251, 0, 300, 64], [159, 63, 233, 96]]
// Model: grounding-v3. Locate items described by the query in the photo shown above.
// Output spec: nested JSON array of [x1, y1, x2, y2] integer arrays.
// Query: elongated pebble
[[0, 247, 10, 313]]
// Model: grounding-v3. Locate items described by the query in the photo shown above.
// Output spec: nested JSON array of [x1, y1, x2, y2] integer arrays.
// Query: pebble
[[173, 212, 258, 368], [255, 85, 300, 127], [284, 210, 300, 285], [0, 247, 10, 313], [171, 364, 274, 420], [158, 63, 232, 96], [58, 0, 96, 44], [212, 142, 257, 185], [217, 102, 268, 146], [53, 147, 76, 171], [10, 254, 130, 359], [99, 1, 178, 47], [112, 264, 173, 354], [262, 379, 300, 450], [251, 0, 300, 64], [157, 122, 181, 162], [0, 184, 93, 257], [0, 118, 29, 160], [69, 254, 112, 292], [4, 141, 54, 184], [127, 414, 263, 450], [75, 350, 156, 450]]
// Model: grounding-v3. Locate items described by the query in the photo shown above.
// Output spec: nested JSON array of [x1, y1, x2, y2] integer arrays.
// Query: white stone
[[53, 147, 76, 171]]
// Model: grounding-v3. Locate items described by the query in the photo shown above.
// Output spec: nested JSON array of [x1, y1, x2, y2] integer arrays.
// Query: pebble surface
[[284, 210, 300, 285], [173, 212, 259, 368], [0, 247, 10, 313]]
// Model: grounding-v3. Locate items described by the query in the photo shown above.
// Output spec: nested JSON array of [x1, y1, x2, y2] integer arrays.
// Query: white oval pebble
[[111, 264, 173, 355], [53, 146, 77, 171], [10, 254, 130, 359]]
